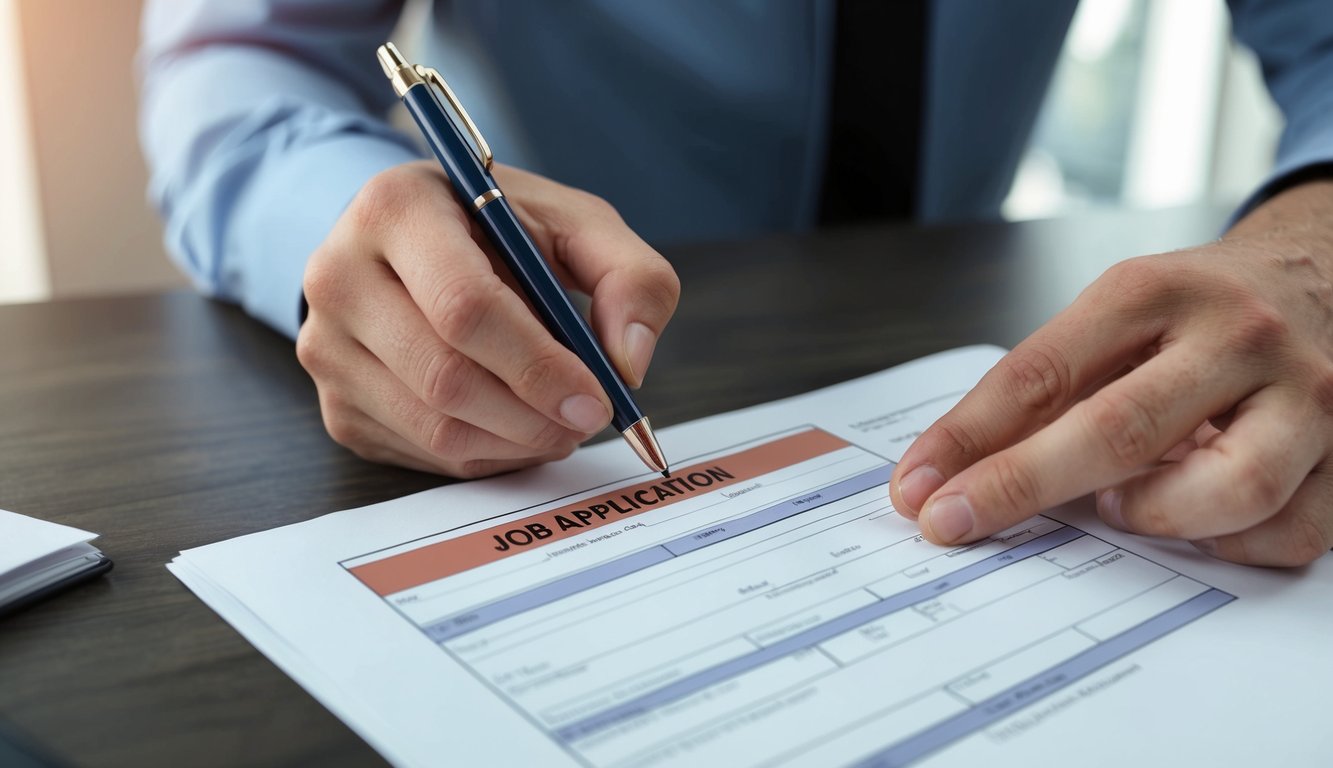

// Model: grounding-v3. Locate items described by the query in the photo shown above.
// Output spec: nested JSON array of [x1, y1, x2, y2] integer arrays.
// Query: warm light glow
[[0, 0, 49, 303]]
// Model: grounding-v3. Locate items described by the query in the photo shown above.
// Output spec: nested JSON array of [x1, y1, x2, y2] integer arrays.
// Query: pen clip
[[415, 65, 494, 172]]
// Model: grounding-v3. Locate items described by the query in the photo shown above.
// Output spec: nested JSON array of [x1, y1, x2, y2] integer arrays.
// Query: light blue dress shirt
[[138, 0, 1333, 339]]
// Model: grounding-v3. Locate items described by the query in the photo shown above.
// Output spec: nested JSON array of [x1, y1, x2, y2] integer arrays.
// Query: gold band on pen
[[472, 189, 504, 211], [376, 44, 425, 97]]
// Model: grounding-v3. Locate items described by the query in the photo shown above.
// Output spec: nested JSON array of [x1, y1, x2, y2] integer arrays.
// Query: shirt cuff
[[230, 134, 422, 339], [1227, 163, 1333, 233], [1228, 95, 1333, 230]]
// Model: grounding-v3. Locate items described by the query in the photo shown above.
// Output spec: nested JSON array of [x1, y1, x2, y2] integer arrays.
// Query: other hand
[[891, 180, 1333, 566], [297, 161, 680, 478]]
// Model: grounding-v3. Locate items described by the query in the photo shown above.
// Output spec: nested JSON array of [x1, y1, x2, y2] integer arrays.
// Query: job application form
[[170, 346, 1333, 767]]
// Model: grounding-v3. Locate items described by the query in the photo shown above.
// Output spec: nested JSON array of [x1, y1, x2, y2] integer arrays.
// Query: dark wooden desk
[[0, 206, 1227, 766]]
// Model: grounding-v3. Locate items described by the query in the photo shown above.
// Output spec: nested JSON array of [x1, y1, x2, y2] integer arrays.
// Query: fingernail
[[1098, 488, 1126, 530], [560, 394, 611, 434], [897, 465, 945, 516], [1192, 538, 1219, 557], [923, 494, 974, 543], [624, 322, 657, 387]]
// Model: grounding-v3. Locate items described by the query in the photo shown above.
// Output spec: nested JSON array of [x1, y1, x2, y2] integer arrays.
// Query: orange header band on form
[[350, 429, 850, 595]]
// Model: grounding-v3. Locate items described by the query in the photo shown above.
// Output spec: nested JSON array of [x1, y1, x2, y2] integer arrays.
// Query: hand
[[891, 180, 1333, 566], [297, 161, 680, 478]]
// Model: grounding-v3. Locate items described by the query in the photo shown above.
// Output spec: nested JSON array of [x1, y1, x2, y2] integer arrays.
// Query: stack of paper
[[1, 509, 111, 616], [170, 347, 1333, 767]]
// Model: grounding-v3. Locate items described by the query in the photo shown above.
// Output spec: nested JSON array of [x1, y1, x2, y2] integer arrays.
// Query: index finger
[[917, 343, 1260, 545], [891, 263, 1167, 516]]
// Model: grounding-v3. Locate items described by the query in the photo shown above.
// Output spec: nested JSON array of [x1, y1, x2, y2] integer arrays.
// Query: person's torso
[[416, 0, 1077, 244]]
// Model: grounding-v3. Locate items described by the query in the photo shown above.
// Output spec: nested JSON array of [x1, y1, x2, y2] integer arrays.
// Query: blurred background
[[0, 0, 183, 305], [0, 0, 1282, 307]]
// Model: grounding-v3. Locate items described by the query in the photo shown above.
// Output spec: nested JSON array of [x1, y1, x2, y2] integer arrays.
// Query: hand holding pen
[[294, 48, 678, 478]]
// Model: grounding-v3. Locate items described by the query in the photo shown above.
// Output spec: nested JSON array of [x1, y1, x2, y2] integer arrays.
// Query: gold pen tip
[[662, 469, 671, 479], [622, 417, 669, 476]]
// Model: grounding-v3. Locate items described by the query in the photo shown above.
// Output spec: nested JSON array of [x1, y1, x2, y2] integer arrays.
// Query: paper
[[0, 508, 106, 612], [0, 508, 96, 577], [170, 346, 1333, 767]]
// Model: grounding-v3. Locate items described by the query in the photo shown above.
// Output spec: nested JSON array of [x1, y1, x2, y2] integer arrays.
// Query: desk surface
[[0, 206, 1226, 766]]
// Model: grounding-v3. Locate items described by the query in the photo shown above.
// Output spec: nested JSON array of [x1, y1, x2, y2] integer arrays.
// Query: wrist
[[1228, 175, 1333, 241]]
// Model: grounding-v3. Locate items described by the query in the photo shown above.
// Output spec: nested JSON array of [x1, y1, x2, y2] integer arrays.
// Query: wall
[[16, 0, 183, 300], [0, 0, 48, 303]]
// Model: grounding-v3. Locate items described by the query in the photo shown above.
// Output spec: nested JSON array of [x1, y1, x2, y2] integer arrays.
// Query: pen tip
[[623, 417, 670, 479], [376, 42, 407, 79]]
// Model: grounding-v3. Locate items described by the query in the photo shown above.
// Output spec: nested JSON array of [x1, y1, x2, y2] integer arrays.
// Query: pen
[[375, 43, 670, 477]]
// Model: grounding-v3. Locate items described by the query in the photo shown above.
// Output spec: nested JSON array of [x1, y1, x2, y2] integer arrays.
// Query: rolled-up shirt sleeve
[[1228, 0, 1333, 221], [138, 0, 422, 338]]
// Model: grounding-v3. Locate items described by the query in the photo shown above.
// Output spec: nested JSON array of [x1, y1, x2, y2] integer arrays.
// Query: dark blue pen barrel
[[477, 200, 642, 432], [401, 82, 641, 431], [403, 84, 493, 204]]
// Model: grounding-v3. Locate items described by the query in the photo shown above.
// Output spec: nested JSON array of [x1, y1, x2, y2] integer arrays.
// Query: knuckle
[[934, 418, 988, 465], [318, 386, 348, 415], [576, 190, 620, 221], [350, 168, 421, 233], [513, 349, 566, 400], [601, 259, 680, 325], [635, 259, 682, 317], [295, 325, 324, 373], [1100, 256, 1173, 299], [431, 274, 506, 345], [1234, 455, 1288, 513], [419, 347, 472, 413], [426, 415, 475, 460], [301, 258, 346, 309], [985, 455, 1042, 513], [1082, 391, 1159, 468], [321, 408, 359, 449], [1224, 300, 1289, 356], [1133, 498, 1181, 538], [1000, 343, 1073, 416]]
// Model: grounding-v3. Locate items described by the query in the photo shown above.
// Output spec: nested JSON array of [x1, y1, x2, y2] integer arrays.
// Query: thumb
[[584, 251, 679, 388], [495, 165, 680, 387]]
